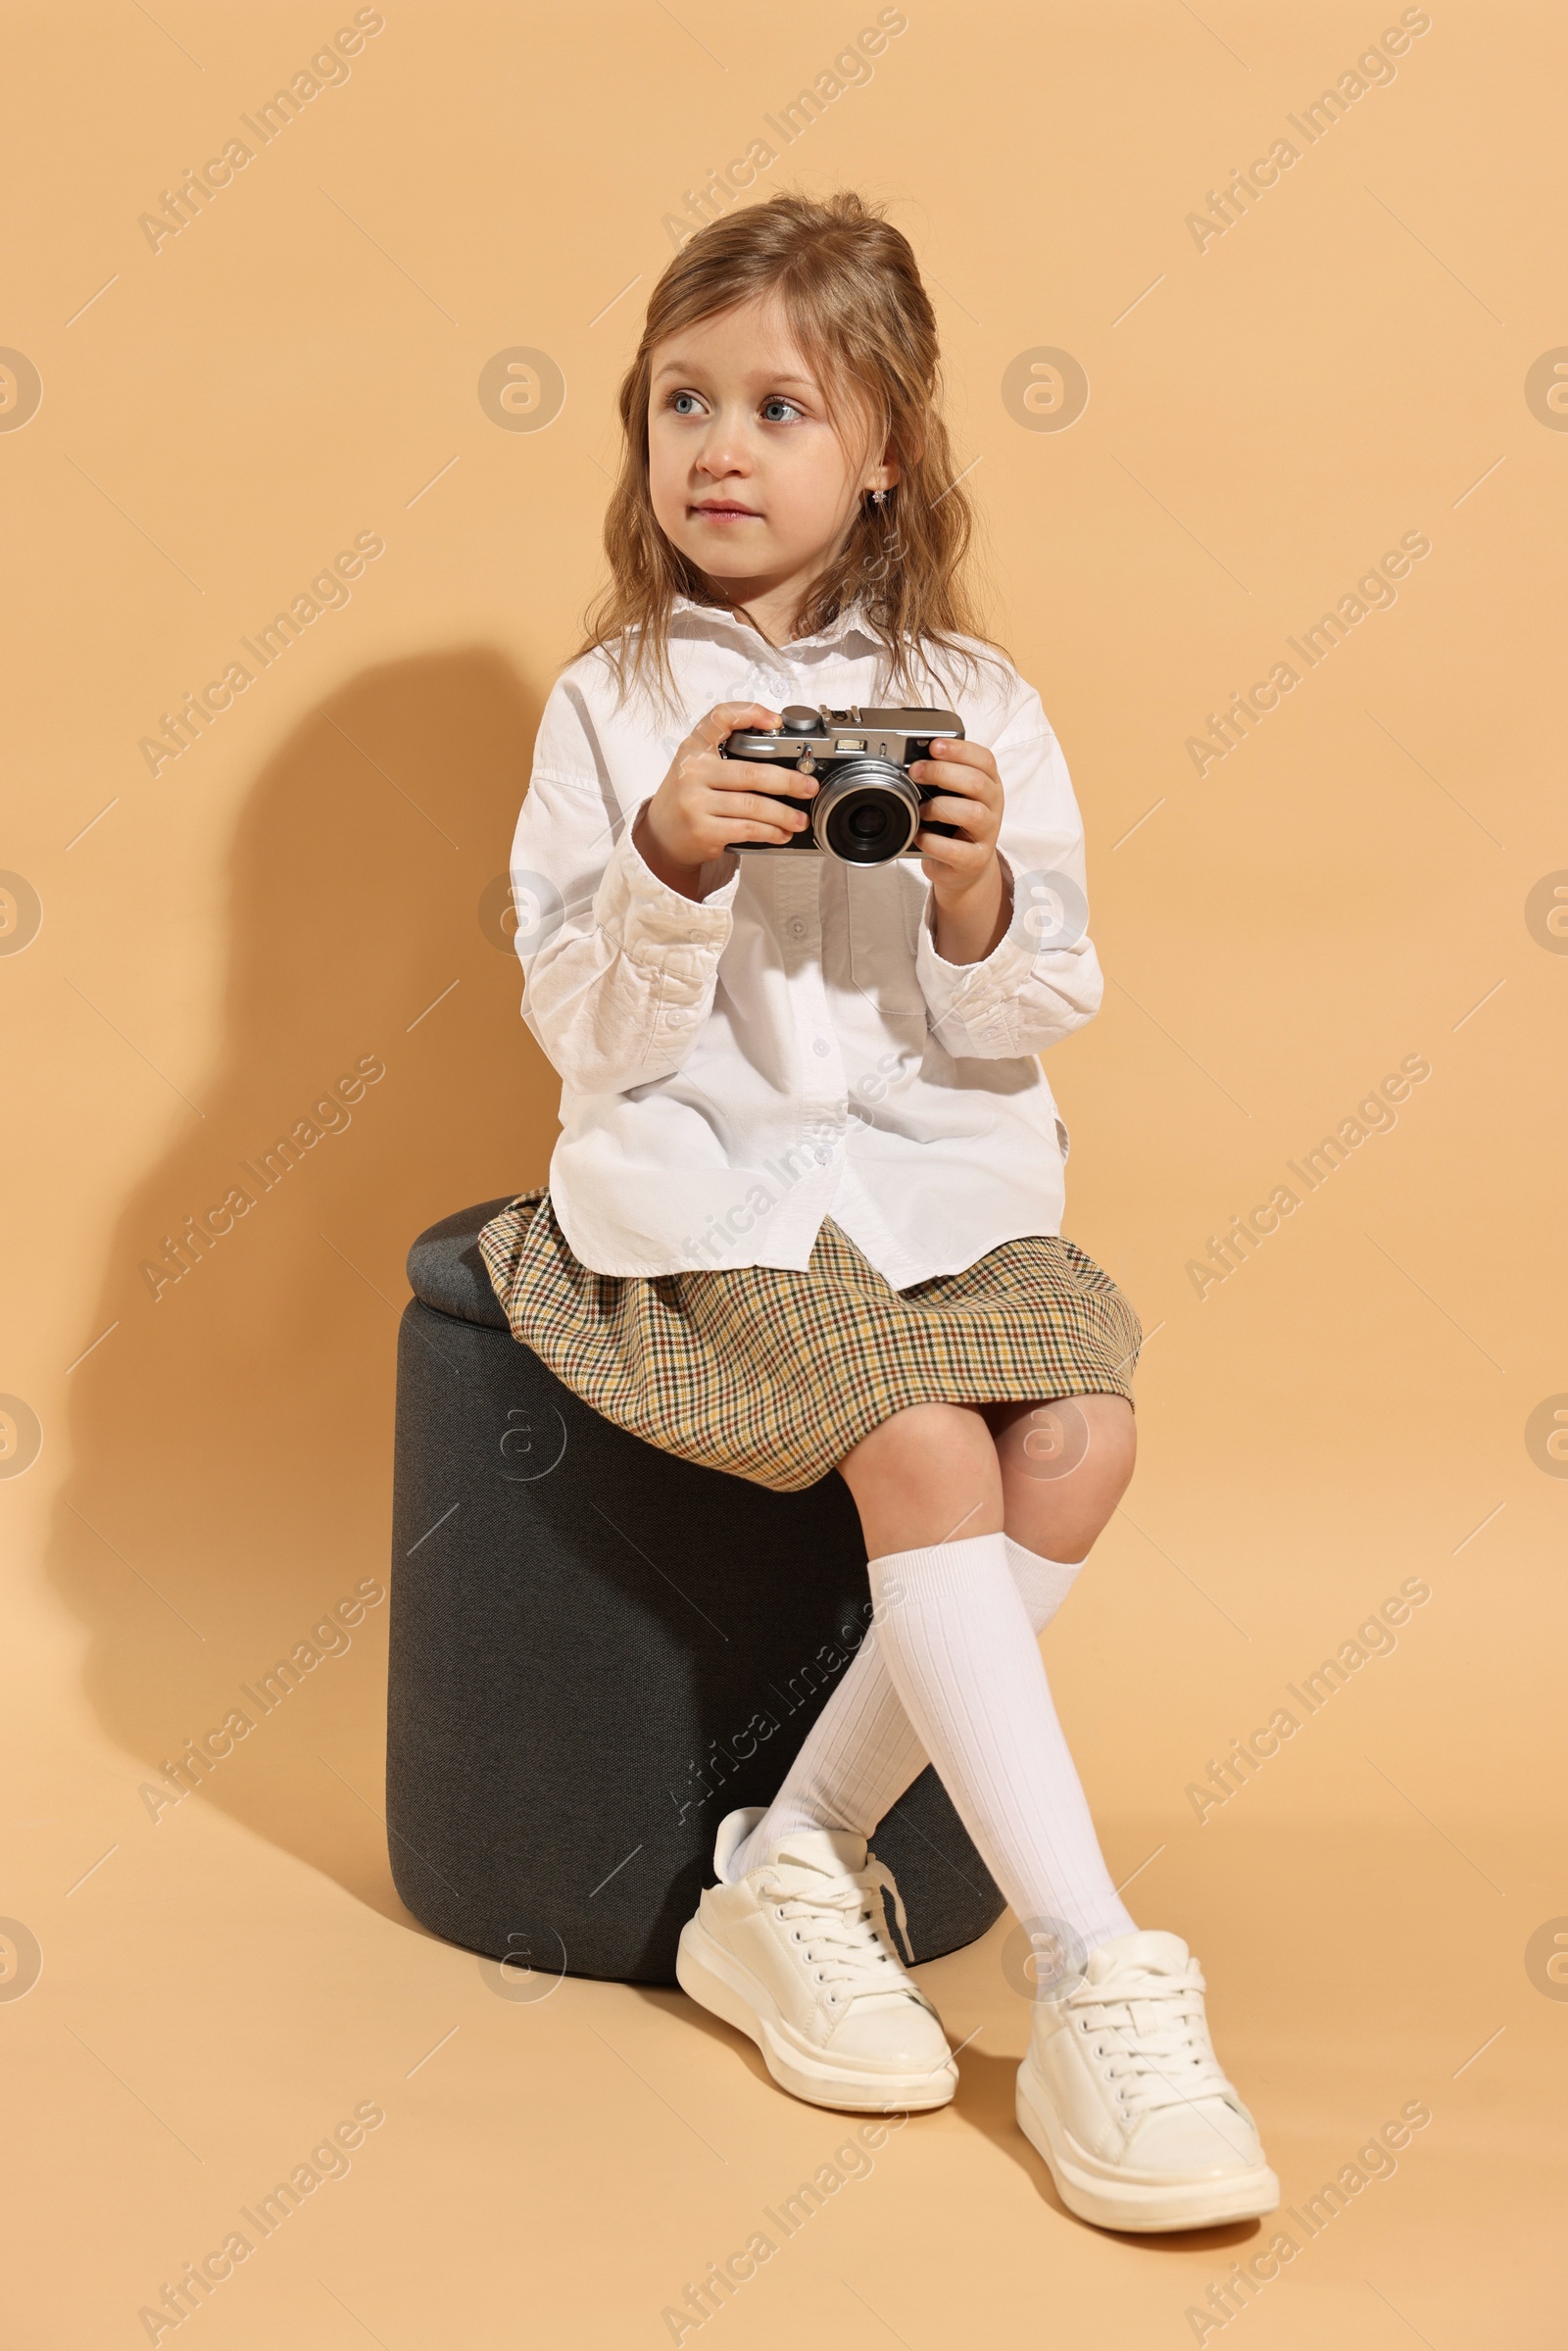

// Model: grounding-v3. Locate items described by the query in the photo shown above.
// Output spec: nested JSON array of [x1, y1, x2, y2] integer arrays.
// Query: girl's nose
[[694, 413, 752, 479]]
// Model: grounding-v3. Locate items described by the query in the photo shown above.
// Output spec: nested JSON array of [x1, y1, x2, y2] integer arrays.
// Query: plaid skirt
[[477, 1189, 1142, 1494]]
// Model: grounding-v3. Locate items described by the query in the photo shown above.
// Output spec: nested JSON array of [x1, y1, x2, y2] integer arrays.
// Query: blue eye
[[670, 391, 704, 416], [761, 397, 803, 423]]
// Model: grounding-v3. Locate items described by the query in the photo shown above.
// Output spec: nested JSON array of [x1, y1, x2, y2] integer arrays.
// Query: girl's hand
[[909, 737, 1010, 964], [635, 703, 815, 894]]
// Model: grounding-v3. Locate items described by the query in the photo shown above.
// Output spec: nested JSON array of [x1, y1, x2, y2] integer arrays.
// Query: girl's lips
[[691, 504, 760, 519]]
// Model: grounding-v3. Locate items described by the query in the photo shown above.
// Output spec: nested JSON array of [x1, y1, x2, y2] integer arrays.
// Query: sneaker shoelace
[[760, 1858, 924, 2010], [1061, 1963, 1235, 2121]]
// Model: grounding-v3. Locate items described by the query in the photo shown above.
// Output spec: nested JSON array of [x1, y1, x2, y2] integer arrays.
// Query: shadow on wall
[[47, 646, 555, 1923]]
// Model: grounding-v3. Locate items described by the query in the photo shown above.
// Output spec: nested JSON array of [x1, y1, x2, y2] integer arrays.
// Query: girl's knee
[[996, 1393, 1136, 1506], [1087, 1395, 1137, 1488], [840, 1400, 1001, 1531], [850, 1398, 991, 1476]]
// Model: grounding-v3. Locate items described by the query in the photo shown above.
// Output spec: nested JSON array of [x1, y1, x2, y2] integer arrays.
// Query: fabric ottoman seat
[[386, 1199, 1006, 1985]]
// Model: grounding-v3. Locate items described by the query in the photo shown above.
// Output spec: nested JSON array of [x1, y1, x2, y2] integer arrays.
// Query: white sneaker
[[676, 1807, 957, 2112], [1015, 1928, 1279, 2231]]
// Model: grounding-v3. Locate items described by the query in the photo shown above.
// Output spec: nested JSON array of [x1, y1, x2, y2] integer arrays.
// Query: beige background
[[3, 2, 1564, 2342]]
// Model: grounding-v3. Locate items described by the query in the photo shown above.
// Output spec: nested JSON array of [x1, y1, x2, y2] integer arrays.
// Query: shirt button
[[811, 1037, 830, 1056], [788, 918, 807, 940]]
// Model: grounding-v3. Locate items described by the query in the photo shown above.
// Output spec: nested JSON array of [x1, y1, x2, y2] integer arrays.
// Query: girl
[[479, 191, 1276, 2235]]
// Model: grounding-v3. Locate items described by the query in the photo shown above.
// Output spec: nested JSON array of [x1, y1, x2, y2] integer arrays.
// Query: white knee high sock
[[729, 1537, 1079, 1877], [858, 1531, 1134, 1955], [727, 1536, 1115, 1935], [1003, 1534, 1084, 1631]]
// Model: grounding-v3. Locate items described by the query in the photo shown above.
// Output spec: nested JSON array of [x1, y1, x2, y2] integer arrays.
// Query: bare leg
[[838, 1394, 1136, 1561], [984, 1394, 1136, 1562]]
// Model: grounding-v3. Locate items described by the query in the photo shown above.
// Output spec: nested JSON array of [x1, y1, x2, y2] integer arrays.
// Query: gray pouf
[[386, 1200, 1006, 1985]]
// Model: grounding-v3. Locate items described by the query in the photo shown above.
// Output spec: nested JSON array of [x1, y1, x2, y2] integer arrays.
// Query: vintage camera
[[720, 704, 965, 864]]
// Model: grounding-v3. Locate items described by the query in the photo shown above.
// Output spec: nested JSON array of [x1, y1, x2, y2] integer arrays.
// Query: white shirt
[[508, 596, 1103, 1287]]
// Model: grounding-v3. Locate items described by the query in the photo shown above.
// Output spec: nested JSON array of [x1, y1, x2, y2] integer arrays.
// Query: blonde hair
[[575, 189, 1002, 704]]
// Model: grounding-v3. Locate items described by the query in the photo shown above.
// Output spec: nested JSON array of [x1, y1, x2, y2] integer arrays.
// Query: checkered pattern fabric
[[477, 1190, 1142, 1494]]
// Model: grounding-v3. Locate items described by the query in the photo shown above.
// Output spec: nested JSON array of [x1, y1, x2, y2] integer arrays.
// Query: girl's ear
[[864, 441, 902, 496]]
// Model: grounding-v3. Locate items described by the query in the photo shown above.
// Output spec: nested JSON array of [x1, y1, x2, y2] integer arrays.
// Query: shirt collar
[[669, 593, 876, 658]]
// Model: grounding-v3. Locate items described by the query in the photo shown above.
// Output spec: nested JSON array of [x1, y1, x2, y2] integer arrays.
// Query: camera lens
[[814, 759, 920, 863]]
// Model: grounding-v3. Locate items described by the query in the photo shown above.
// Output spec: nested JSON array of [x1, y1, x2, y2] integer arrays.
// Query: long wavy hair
[[574, 189, 1003, 705]]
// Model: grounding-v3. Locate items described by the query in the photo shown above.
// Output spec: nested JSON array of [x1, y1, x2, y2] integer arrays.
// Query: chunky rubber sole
[[1015, 2060, 1280, 2233], [675, 1918, 957, 2114]]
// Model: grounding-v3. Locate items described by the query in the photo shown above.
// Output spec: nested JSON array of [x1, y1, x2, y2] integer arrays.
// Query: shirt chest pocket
[[846, 862, 929, 1017]]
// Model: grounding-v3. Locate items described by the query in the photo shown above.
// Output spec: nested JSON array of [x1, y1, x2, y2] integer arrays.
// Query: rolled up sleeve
[[514, 771, 738, 1098], [914, 707, 1104, 1061]]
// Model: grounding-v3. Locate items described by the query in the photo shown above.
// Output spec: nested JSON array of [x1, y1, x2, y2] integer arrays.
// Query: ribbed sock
[[727, 1535, 1122, 1966], [1003, 1533, 1084, 1631], [854, 1531, 1135, 1955]]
